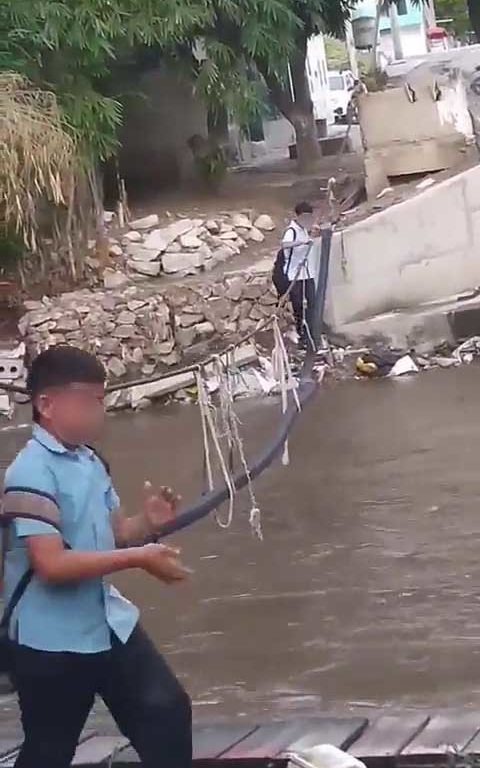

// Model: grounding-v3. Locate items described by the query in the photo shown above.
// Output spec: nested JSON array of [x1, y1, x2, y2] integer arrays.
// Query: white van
[[328, 70, 355, 124]]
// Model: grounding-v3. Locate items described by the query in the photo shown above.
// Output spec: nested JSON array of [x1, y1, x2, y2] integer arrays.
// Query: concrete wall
[[323, 163, 480, 329], [380, 25, 428, 59], [118, 65, 207, 190], [359, 75, 473, 196]]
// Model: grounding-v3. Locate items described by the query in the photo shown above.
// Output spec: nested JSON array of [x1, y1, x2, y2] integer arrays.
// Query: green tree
[[0, 0, 212, 161], [191, 0, 356, 174], [467, 0, 480, 40], [434, 0, 470, 36]]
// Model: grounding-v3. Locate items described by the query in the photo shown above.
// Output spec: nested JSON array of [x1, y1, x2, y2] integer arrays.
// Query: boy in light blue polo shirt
[[2, 346, 192, 768]]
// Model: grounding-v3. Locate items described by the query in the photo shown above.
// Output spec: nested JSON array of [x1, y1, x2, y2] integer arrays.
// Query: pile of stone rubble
[[18, 270, 285, 387], [102, 211, 276, 286]]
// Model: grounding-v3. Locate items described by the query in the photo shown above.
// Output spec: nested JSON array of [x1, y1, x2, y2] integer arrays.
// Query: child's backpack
[[272, 226, 295, 298]]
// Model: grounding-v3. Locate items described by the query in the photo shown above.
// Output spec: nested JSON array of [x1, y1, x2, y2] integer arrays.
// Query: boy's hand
[[142, 481, 181, 534], [138, 543, 191, 584]]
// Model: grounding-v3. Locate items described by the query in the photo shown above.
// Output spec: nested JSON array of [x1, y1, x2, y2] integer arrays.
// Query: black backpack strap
[[0, 512, 66, 633], [282, 226, 297, 276], [0, 567, 33, 630], [86, 446, 110, 476]]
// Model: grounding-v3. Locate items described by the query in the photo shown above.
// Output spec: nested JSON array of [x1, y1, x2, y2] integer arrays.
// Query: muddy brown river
[[3, 365, 480, 720]]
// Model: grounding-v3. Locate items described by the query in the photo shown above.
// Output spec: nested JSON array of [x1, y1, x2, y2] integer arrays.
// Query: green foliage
[[0, 0, 212, 161], [324, 36, 350, 70], [434, 0, 470, 36]]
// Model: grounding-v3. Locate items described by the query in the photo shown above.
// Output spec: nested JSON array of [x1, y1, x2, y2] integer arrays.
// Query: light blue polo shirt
[[2, 425, 139, 653]]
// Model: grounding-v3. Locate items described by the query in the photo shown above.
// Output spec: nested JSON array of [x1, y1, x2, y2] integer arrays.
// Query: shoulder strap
[[283, 226, 297, 274], [0, 514, 67, 632], [0, 566, 32, 630]]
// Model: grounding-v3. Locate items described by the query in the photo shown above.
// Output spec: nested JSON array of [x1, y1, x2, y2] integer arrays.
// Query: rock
[[107, 357, 127, 378], [112, 325, 136, 339], [242, 283, 263, 300], [144, 219, 195, 252], [103, 210, 115, 224], [194, 321, 214, 338], [127, 260, 161, 277], [212, 246, 235, 264], [56, 317, 80, 332], [431, 356, 459, 368], [197, 243, 212, 260], [162, 251, 205, 274], [180, 233, 203, 249], [225, 277, 244, 301], [127, 299, 148, 312], [127, 244, 160, 262], [248, 226, 265, 243], [259, 290, 277, 306], [123, 231, 142, 243], [207, 297, 231, 319], [178, 313, 204, 328], [151, 339, 175, 356], [131, 347, 144, 365], [99, 338, 121, 355], [129, 214, 159, 230], [109, 244, 124, 258], [160, 351, 181, 367], [231, 213, 252, 229], [205, 220, 220, 234], [28, 311, 53, 328], [117, 310, 136, 325], [254, 214, 275, 231], [219, 230, 238, 241], [102, 295, 118, 311], [176, 327, 197, 347], [165, 242, 182, 253]]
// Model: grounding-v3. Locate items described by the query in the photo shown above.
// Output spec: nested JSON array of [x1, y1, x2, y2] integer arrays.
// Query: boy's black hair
[[27, 345, 106, 422], [295, 201, 313, 216]]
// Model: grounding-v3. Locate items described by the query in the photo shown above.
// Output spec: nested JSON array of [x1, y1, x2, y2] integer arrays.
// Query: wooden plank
[[350, 714, 430, 758], [224, 718, 368, 760], [0, 729, 97, 767], [111, 723, 258, 765], [288, 718, 368, 754], [0, 738, 23, 764], [72, 736, 130, 766], [463, 728, 480, 754], [402, 713, 480, 755], [193, 722, 258, 759]]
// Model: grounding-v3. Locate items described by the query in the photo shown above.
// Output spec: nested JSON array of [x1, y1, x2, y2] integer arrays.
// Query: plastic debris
[[388, 354, 419, 377], [287, 744, 367, 768]]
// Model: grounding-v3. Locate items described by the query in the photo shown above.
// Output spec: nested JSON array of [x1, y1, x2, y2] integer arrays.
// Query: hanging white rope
[[217, 354, 263, 541], [196, 369, 235, 528]]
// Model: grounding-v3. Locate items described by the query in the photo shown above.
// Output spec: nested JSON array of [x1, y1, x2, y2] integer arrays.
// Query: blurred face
[[297, 211, 314, 230], [35, 382, 105, 445]]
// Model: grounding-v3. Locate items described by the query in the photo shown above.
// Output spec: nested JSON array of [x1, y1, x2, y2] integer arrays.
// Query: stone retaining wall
[[19, 271, 286, 381]]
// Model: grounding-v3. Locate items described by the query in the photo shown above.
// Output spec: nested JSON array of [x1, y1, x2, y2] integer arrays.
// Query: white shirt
[[282, 220, 314, 281]]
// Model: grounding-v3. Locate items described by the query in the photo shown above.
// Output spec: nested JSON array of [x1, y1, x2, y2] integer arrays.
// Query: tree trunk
[[370, 0, 383, 72], [467, 0, 480, 41], [289, 45, 320, 174], [389, 2, 404, 60], [262, 38, 320, 174]]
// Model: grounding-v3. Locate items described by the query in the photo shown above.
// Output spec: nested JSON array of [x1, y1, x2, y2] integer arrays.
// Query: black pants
[[289, 278, 316, 348], [11, 625, 192, 768]]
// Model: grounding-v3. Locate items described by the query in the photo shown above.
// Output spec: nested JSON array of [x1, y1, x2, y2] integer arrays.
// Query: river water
[[3, 365, 480, 720]]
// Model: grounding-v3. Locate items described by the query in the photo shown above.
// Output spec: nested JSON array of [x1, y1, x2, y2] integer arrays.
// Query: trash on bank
[[355, 349, 414, 378], [388, 354, 419, 377], [286, 744, 367, 768]]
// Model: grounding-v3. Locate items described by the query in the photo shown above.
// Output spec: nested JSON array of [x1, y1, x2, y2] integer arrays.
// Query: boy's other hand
[[142, 481, 181, 533], [138, 543, 191, 584]]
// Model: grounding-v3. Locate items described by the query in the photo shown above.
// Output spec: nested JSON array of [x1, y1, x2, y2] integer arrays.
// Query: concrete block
[[462, 165, 480, 212]]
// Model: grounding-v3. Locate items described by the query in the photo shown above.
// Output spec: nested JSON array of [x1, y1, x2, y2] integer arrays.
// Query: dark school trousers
[[11, 625, 192, 768], [289, 278, 316, 347]]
